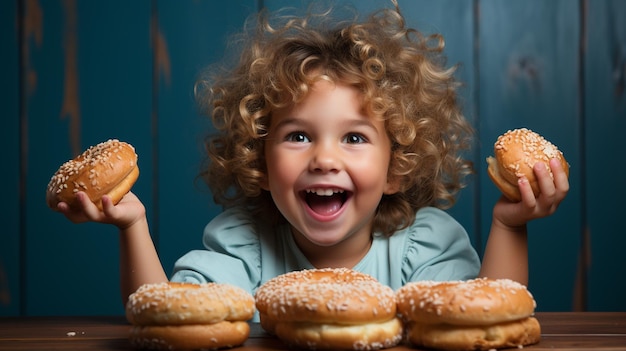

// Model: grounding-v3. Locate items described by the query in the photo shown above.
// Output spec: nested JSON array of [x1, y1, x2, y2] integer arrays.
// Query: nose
[[309, 142, 341, 173]]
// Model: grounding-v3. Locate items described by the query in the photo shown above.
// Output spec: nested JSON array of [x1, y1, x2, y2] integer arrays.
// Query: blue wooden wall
[[1, 0, 624, 317]]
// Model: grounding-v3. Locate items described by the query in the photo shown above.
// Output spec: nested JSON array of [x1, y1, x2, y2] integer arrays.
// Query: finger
[[57, 200, 91, 223], [517, 176, 537, 208], [101, 195, 117, 217], [57, 202, 69, 212], [74, 192, 104, 220], [534, 161, 557, 203], [550, 158, 570, 199]]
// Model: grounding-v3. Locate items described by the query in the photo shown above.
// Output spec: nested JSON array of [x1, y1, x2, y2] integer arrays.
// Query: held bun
[[255, 268, 403, 350], [486, 128, 568, 201], [126, 282, 255, 350], [46, 139, 139, 210], [396, 278, 541, 351]]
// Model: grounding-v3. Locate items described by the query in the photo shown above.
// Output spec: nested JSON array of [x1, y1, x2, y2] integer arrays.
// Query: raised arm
[[479, 158, 569, 285], [58, 191, 167, 304], [117, 212, 168, 303], [479, 216, 529, 284]]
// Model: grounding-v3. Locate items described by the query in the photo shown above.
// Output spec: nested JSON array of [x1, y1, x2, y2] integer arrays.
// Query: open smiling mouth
[[302, 188, 350, 216]]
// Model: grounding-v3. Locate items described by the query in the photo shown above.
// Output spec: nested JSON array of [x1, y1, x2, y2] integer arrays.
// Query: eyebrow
[[272, 115, 379, 132], [271, 117, 304, 130]]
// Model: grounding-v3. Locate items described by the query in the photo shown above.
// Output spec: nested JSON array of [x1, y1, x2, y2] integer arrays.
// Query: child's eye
[[285, 132, 310, 143], [344, 133, 367, 144]]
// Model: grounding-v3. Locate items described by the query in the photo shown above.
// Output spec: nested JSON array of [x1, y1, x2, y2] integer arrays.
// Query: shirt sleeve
[[401, 207, 481, 283], [170, 207, 262, 294]]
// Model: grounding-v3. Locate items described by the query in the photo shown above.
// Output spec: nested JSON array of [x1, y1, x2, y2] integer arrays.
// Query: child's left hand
[[493, 158, 570, 229]]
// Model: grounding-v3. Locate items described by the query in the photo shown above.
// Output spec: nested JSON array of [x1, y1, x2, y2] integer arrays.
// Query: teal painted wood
[[155, 0, 257, 278], [24, 0, 153, 316], [478, 0, 582, 311], [3, 0, 622, 317], [585, 0, 626, 311], [0, 0, 20, 317]]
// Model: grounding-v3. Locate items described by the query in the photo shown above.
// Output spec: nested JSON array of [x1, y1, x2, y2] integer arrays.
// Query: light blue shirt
[[171, 206, 480, 321]]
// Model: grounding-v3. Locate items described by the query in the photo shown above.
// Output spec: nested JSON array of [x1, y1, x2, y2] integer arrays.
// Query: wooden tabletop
[[0, 312, 625, 350]]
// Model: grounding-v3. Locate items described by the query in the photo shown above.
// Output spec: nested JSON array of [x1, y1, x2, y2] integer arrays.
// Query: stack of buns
[[255, 268, 403, 350], [396, 278, 541, 350], [125, 282, 255, 350]]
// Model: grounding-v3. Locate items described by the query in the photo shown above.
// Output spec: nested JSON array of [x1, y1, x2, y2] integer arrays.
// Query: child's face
[[263, 79, 398, 251]]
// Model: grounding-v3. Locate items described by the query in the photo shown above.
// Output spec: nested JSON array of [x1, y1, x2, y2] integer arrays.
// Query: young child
[[57, 1, 568, 317]]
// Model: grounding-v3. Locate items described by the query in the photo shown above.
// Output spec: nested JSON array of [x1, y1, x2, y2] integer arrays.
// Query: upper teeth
[[306, 188, 344, 196]]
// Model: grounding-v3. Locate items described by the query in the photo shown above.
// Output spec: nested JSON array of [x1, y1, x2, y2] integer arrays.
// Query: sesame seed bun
[[486, 128, 569, 201], [46, 139, 139, 211], [255, 268, 403, 350], [396, 278, 541, 350], [126, 282, 255, 350]]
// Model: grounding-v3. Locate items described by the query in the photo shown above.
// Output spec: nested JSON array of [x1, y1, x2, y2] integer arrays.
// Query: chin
[[301, 232, 348, 247]]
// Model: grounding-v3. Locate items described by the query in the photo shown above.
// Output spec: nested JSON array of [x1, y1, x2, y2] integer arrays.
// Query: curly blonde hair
[[195, 1, 474, 236]]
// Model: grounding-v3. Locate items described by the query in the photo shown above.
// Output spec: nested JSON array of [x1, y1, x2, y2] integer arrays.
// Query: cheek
[[265, 151, 294, 188], [349, 161, 390, 194]]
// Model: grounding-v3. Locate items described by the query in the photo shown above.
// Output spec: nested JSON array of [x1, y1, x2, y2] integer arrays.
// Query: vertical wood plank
[[478, 0, 582, 310], [155, 0, 257, 277], [24, 0, 153, 315], [0, 0, 20, 316], [585, 0, 626, 311]]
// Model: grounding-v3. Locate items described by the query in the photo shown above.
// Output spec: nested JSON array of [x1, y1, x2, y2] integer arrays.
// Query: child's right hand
[[57, 191, 146, 230], [492, 158, 569, 230]]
